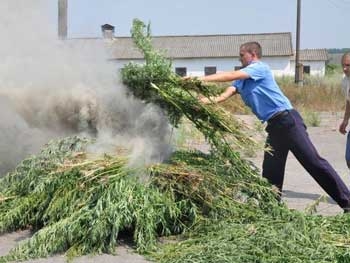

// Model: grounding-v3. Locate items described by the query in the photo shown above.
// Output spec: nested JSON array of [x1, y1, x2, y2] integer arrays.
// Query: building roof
[[108, 32, 294, 60], [291, 49, 328, 61]]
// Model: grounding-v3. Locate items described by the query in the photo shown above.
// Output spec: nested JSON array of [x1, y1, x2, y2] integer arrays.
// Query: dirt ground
[[0, 112, 348, 262]]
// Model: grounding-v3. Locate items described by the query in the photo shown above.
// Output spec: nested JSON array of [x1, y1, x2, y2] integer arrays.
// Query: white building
[[290, 49, 328, 76], [69, 25, 328, 78]]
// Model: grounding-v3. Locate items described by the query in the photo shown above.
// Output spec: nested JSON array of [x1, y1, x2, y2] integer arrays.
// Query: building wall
[[172, 57, 292, 77], [172, 58, 241, 76], [290, 61, 326, 76], [263, 57, 292, 76], [114, 57, 326, 77]]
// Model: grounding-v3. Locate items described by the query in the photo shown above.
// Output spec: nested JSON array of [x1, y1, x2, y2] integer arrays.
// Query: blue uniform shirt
[[233, 61, 293, 122]]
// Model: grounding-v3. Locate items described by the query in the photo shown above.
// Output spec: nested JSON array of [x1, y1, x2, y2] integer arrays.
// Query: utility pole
[[58, 0, 68, 39], [294, 0, 302, 84]]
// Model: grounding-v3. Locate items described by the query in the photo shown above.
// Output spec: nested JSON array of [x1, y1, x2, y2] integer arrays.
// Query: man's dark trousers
[[262, 109, 350, 208]]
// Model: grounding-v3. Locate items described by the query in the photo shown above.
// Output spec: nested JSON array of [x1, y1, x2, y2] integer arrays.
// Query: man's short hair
[[240, 42, 262, 58]]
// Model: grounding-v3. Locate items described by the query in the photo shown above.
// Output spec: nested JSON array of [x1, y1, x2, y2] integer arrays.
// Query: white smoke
[[0, 0, 173, 175]]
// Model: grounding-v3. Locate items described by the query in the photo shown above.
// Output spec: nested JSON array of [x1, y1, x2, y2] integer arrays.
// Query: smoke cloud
[[0, 0, 172, 175]]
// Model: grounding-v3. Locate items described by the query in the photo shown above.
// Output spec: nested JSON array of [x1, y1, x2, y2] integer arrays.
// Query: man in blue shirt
[[197, 41, 350, 212]]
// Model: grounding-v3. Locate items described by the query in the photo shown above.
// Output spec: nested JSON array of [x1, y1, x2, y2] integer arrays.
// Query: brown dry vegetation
[[218, 75, 345, 114]]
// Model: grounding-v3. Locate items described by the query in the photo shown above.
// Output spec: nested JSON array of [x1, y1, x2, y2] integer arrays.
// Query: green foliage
[[121, 19, 261, 175], [326, 63, 343, 76], [153, 214, 350, 263], [0, 138, 279, 262], [120, 19, 181, 125], [0, 138, 184, 261], [301, 109, 321, 127], [1, 137, 350, 262]]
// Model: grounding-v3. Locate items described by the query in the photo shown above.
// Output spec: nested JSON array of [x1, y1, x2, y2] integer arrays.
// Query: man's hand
[[182, 76, 203, 81], [339, 120, 348, 134], [182, 76, 192, 81], [197, 94, 211, 104]]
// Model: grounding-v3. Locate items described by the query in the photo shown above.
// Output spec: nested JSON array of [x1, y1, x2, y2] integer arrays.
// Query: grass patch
[[300, 109, 321, 127]]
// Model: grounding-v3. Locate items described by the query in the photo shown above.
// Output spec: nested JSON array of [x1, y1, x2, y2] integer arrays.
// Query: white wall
[[172, 58, 241, 76], [172, 57, 292, 77], [114, 57, 326, 77], [262, 57, 292, 77], [290, 61, 325, 76]]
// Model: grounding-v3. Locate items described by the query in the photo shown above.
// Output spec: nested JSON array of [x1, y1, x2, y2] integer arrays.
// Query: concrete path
[[0, 112, 348, 262]]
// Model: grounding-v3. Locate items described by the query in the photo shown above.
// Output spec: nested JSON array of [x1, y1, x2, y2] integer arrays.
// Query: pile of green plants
[[121, 19, 260, 172], [1, 18, 350, 263], [1, 137, 350, 263], [0, 136, 278, 262], [153, 213, 350, 263]]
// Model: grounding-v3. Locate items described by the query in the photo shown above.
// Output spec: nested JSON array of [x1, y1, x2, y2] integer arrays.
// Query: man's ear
[[251, 51, 258, 58]]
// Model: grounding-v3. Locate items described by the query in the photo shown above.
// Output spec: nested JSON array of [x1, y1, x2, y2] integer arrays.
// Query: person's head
[[342, 53, 350, 77], [239, 42, 262, 67]]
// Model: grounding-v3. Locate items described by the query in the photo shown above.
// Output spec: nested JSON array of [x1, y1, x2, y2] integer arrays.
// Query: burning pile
[[0, 19, 350, 263], [0, 136, 276, 262]]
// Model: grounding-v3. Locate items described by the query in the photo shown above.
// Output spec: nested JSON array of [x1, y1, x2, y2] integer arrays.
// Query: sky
[[58, 0, 350, 49]]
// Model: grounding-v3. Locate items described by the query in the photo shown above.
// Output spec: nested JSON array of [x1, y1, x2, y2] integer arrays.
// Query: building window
[[303, 65, 310, 74], [175, 67, 187, 77], [204, 66, 217, 76]]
